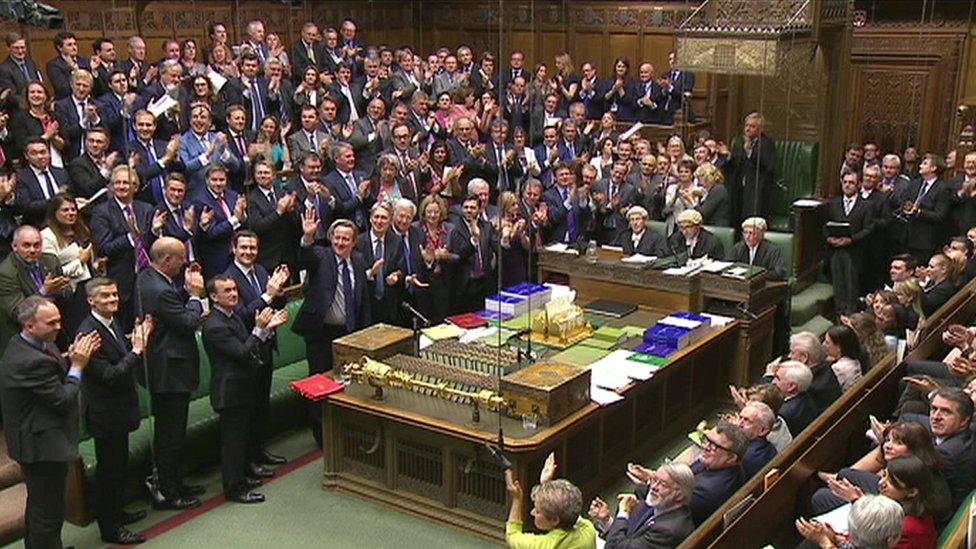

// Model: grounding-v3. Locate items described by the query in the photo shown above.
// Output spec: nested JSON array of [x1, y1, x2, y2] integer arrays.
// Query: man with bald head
[[135, 237, 206, 510], [0, 226, 70, 348], [635, 63, 665, 124]]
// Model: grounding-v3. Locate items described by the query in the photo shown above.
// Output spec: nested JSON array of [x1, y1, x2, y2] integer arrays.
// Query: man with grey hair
[[798, 494, 903, 548], [736, 401, 778, 477], [0, 225, 70, 348], [325, 141, 374, 232], [589, 462, 696, 547], [727, 216, 787, 280], [772, 360, 819, 435], [450, 178, 499, 225], [390, 198, 429, 325], [778, 331, 841, 413], [243, 20, 268, 63], [1, 295, 99, 548]]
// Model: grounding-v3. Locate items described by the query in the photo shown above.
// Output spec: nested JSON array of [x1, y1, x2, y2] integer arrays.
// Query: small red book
[[290, 374, 345, 401], [446, 312, 488, 329]]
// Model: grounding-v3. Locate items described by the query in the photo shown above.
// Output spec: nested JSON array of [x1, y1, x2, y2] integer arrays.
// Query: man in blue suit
[[94, 69, 132, 154], [130, 110, 182, 205], [533, 126, 572, 188], [179, 104, 240, 200], [90, 165, 159, 331], [15, 139, 72, 228], [192, 164, 247, 281], [225, 52, 281, 134], [53, 69, 102, 162], [543, 163, 592, 245], [324, 142, 374, 232], [291, 213, 371, 447], [46, 31, 90, 100], [224, 230, 290, 470]]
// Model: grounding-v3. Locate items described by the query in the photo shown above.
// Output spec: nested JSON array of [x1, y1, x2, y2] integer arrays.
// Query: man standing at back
[[136, 237, 206, 510], [0, 296, 99, 548]]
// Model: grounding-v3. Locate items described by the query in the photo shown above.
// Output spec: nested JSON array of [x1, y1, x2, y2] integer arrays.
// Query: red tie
[[217, 194, 232, 219]]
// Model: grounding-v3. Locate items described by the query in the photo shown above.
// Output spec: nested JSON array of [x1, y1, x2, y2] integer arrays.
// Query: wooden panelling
[[607, 33, 640, 67]]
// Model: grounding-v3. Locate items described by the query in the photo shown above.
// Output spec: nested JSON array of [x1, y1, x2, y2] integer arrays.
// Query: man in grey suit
[[287, 104, 331, 167], [0, 226, 71, 349], [431, 54, 464, 99], [0, 296, 100, 548], [589, 462, 697, 548]]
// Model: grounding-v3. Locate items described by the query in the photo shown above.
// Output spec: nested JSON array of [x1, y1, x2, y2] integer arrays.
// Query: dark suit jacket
[[447, 138, 489, 188], [481, 142, 525, 194], [603, 503, 695, 549], [780, 392, 819, 435], [224, 130, 255, 194], [921, 278, 957, 317], [53, 95, 93, 161], [324, 169, 374, 232], [727, 134, 776, 219], [578, 76, 607, 120], [152, 201, 195, 254], [94, 92, 128, 153], [824, 195, 874, 248], [77, 313, 141, 438], [0, 55, 42, 96], [90, 199, 156, 297], [192, 189, 244, 280], [0, 335, 80, 463], [247, 185, 299, 272], [742, 437, 777, 478], [935, 429, 975, 510], [633, 79, 666, 124], [0, 253, 64, 350], [696, 184, 731, 227], [202, 309, 263, 411], [225, 261, 284, 332], [135, 268, 203, 394], [66, 153, 110, 201], [356, 231, 406, 323], [348, 117, 391, 175], [543, 186, 592, 245], [902, 177, 951, 254], [593, 179, 638, 239], [809, 362, 842, 413], [135, 81, 187, 141], [328, 81, 366, 125], [727, 240, 788, 281], [46, 55, 91, 100], [449, 218, 497, 293], [129, 138, 181, 205], [224, 77, 282, 133], [15, 166, 71, 228], [615, 229, 667, 257], [290, 39, 327, 75], [291, 246, 371, 337], [667, 229, 725, 260], [690, 462, 744, 526]]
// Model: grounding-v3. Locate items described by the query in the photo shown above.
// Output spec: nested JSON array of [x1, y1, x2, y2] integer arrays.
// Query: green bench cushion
[[731, 136, 820, 232]]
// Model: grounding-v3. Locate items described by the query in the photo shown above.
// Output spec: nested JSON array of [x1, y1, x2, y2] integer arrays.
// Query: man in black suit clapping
[[77, 278, 151, 545], [135, 237, 206, 510], [0, 296, 100, 548], [202, 275, 289, 504]]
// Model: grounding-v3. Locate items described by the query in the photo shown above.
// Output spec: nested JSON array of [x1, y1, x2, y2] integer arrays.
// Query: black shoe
[[257, 449, 287, 465], [152, 497, 201, 511], [227, 491, 265, 504], [245, 477, 263, 489], [247, 464, 274, 479], [101, 526, 146, 545], [179, 484, 206, 497], [121, 509, 148, 525], [143, 475, 164, 505]]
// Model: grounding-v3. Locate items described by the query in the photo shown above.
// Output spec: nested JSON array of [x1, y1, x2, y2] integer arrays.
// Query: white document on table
[[590, 386, 624, 406]]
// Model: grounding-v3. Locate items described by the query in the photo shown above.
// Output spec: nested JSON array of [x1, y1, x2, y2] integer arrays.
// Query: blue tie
[[250, 81, 265, 130], [341, 259, 357, 332], [144, 142, 164, 203], [373, 238, 385, 300]]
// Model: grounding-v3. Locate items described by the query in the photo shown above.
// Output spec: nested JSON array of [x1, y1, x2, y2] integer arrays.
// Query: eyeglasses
[[702, 434, 734, 454]]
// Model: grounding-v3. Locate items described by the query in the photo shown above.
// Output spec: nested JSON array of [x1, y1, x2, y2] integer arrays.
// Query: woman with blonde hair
[[552, 52, 580, 111], [893, 278, 925, 330], [499, 191, 531, 286], [694, 162, 730, 227], [417, 195, 456, 324]]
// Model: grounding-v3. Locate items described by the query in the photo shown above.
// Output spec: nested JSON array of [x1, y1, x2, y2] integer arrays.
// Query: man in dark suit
[[449, 179, 500, 228], [324, 142, 374, 232], [502, 77, 531, 135], [577, 62, 606, 121], [772, 361, 819, 435], [0, 171, 18, 261], [225, 53, 281, 134], [77, 278, 149, 545], [383, 122, 432, 199], [667, 210, 725, 261], [735, 401, 778, 478], [900, 153, 952, 265], [130, 110, 182, 205], [91, 165, 159, 331], [94, 69, 134, 154], [291, 22, 327, 76], [0, 296, 99, 548], [782, 332, 842, 414], [926, 389, 976, 509], [193, 164, 248, 280], [390, 199, 430, 325], [590, 462, 696, 548], [66, 127, 120, 205], [117, 36, 150, 95], [356, 203, 406, 325], [543, 163, 592, 245], [136, 237, 206, 510], [329, 63, 366, 125], [634, 63, 666, 124], [53, 68, 102, 162], [203, 275, 288, 504], [223, 105, 254, 194], [534, 126, 572, 187], [614, 205, 667, 257], [450, 194, 498, 314], [482, 119, 524, 195], [727, 217, 788, 280], [286, 153, 336, 244], [46, 31, 91, 100], [663, 51, 696, 123], [0, 33, 43, 96], [152, 173, 198, 263], [248, 160, 300, 276], [89, 38, 118, 99], [224, 230, 290, 469], [15, 139, 72, 228], [447, 116, 489, 188], [291, 214, 371, 447], [825, 171, 874, 315], [134, 60, 186, 142], [593, 161, 637, 245], [348, 98, 391, 176], [0, 226, 70, 351], [725, 112, 776, 222], [696, 178, 731, 228]]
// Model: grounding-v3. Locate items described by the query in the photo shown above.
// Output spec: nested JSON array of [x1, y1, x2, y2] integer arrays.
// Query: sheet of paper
[[701, 313, 735, 327], [591, 386, 624, 406], [421, 323, 463, 341], [701, 260, 733, 273], [812, 502, 851, 535], [621, 253, 657, 264], [147, 94, 178, 118], [419, 334, 434, 350], [793, 198, 823, 208], [662, 265, 698, 276], [600, 245, 623, 252], [545, 243, 569, 252], [207, 69, 228, 91], [460, 326, 496, 344]]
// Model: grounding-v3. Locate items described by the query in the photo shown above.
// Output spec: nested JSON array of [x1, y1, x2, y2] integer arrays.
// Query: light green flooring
[[5, 427, 691, 549]]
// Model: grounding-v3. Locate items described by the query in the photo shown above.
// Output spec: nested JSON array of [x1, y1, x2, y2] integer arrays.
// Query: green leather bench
[[731, 136, 820, 232], [77, 299, 310, 479]]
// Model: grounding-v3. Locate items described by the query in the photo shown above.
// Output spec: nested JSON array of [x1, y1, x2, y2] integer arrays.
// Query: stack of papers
[[544, 243, 578, 254], [591, 386, 624, 406], [459, 326, 497, 344], [662, 265, 699, 276], [701, 260, 733, 273], [421, 323, 463, 341], [621, 254, 657, 264]]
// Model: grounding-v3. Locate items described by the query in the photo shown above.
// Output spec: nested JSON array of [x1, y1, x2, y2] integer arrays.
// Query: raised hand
[[42, 274, 71, 295], [152, 209, 169, 233], [625, 462, 653, 484], [617, 493, 639, 515], [267, 308, 290, 330], [255, 307, 275, 330], [69, 331, 102, 369], [183, 205, 196, 230], [301, 207, 320, 241], [539, 452, 557, 483], [233, 195, 247, 220], [504, 469, 522, 497], [587, 497, 611, 524], [369, 258, 385, 278], [131, 315, 154, 354], [199, 206, 215, 229], [184, 263, 205, 297]]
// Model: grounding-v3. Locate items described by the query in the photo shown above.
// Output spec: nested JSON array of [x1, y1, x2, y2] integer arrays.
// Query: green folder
[[551, 345, 611, 367], [579, 337, 616, 350], [501, 313, 532, 331], [627, 353, 669, 367], [593, 326, 625, 343]]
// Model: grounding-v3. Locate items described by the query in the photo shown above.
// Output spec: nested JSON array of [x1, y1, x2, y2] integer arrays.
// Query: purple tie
[[125, 204, 151, 270]]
